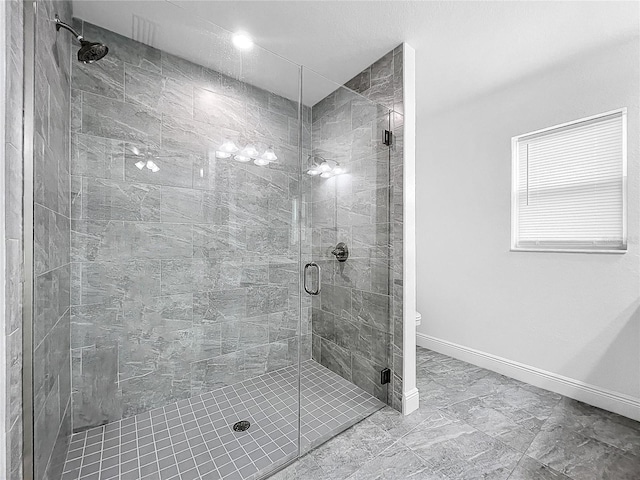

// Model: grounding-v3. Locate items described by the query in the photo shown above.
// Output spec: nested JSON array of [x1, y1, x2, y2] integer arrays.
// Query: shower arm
[[55, 15, 83, 41]]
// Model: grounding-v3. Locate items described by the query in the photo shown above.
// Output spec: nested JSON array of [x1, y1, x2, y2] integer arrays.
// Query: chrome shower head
[[55, 15, 109, 64]]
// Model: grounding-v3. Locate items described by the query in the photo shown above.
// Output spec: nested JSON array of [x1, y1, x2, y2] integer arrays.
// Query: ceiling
[[72, 1, 639, 111]]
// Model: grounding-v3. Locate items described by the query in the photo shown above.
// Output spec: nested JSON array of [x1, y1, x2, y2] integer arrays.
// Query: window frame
[[510, 108, 627, 254]]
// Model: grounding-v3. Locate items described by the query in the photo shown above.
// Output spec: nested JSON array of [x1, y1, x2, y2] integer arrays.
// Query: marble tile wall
[[2, 2, 25, 479], [309, 46, 404, 409], [29, 1, 75, 479], [69, 20, 311, 432]]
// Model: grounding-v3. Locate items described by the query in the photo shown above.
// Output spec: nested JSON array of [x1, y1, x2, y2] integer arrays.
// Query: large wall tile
[[125, 64, 193, 119], [82, 20, 161, 72], [82, 91, 162, 145], [71, 133, 124, 180], [71, 54, 124, 100]]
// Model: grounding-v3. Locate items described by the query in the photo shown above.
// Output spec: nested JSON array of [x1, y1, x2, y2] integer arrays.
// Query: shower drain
[[233, 420, 251, 432]]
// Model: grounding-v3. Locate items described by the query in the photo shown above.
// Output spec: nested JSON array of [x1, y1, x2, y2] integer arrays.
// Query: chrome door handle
[[303, 262, 321, 295]]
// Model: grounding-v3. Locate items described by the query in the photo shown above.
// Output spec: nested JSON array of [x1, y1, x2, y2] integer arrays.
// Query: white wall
[[417, 37, 640, 418]]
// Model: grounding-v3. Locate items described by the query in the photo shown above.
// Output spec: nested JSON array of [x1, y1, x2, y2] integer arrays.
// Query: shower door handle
[[303, 262, 321, 295]]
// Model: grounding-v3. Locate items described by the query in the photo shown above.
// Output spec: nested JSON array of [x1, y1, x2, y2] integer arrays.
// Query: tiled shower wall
[[309, 46, 404, 409], [33, 0, 75, 478], [2, 1, 25, 479], [69, 20, 311, 432]]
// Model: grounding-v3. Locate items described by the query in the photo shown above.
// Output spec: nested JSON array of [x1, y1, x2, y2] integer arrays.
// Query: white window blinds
[[512, 109, 627, 252]]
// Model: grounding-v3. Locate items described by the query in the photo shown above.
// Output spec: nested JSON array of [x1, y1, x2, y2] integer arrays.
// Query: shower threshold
[[61, 359, 384, 480]]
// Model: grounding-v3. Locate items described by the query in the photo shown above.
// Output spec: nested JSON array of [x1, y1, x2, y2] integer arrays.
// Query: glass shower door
[[298, 68, 394, 454]]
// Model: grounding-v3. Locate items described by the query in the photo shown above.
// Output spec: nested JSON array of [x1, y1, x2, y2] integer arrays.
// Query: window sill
[[510, 247, 627, 254]]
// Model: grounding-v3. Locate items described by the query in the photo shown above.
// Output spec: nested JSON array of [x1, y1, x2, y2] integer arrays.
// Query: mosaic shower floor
[[61, 359, 385, 480]]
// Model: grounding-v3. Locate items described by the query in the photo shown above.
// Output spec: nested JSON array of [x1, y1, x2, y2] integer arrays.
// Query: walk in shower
[[24, 1, 405, 479]]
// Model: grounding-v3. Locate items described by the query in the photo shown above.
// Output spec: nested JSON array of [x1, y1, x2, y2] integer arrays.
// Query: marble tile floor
[[61, 359, 384, 480], [272, 346, 640, 480]]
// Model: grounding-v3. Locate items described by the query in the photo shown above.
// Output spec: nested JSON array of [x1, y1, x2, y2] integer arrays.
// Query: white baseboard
[[403, 387, 420, 415], [417, 333, 640, 422]]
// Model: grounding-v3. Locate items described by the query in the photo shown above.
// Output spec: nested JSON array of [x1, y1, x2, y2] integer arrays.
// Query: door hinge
[[383, 130, 393, 146], [380, 368, 391, 385]]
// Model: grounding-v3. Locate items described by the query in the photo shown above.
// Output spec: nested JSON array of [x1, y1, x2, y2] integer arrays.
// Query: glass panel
[[31, 1, 302, 478], [300, 68, 392, 454]]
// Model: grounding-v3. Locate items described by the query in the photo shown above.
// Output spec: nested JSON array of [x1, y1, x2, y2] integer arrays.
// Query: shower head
[[54, 15, 109, 63], [77, 40, 109, 63]]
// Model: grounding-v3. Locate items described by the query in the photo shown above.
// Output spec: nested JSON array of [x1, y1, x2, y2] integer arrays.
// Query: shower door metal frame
[[22, 1, 37, 479]]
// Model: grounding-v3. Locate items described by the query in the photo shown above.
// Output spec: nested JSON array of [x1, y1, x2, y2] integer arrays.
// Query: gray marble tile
[[392, 45, 404, 115], [161, 110, 218, 153], [244, 344, 270, 378], [34, 135, 58, 213], [416, 379, 480, 410], [221, 317, 269, 354], [401, 412, 521, 479], [71, 344, 121, 431], [6, 329, 22, 429], [124, 142, 196, 189], [268, 309, 299, 342], [246, 285, 289, 316], [319, 284, 351, 318], [83, 20, 161, 73], [441, 395, 543, 452], [193, 87, 245, 131], [5, 239, 23, 334], [190, 351, 245, 396], [161, 51, 203, 82], [81, 177, 161, 221], [348, 442, 446, 480], [352, 354, 387, 402], [312, 308, 335, 340], [310, 420, 395, 479], [364, 51, 395, 110], [7, 414, 23, 480], [125, 64, 193, 119], [119, 311, 193, 382], [312, 334, 322, 362], [526, 423, 640, 480], [361, 404, 437, 440], [193, 289, 246, 323], [5, 143, 23, 239], [266, 339, 297, 371], [34, 382, 61, 479], [160, 186, 205, 223], [543, 397, 640, 457], [246, 107, 291, 146], [319, 338, 351, 381], [344, 68, 371, 95], [34, 265, 69, 348], [495, 383, 562, 421], [132, 222, 195, 259], [509, 456, 571, 480], [190, 323, 223, 361], [70, 303, 121, 349], [351, 289, 390, 333], [71, 87, 82, 133], [5, 45, 24, 148], [82, 92, 162, 145], [269, 454, 328, 480], [269, 92, 298, 119], [71, 52, 124, 100], [79, 259, 161, 307], [120, 362, 191, 418]]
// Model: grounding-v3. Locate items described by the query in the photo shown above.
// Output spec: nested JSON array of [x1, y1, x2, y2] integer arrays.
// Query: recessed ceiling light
[[232, 31, 253, 50]]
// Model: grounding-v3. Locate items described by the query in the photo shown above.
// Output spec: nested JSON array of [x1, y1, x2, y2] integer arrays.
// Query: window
[[511, 109, 627, 253]]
